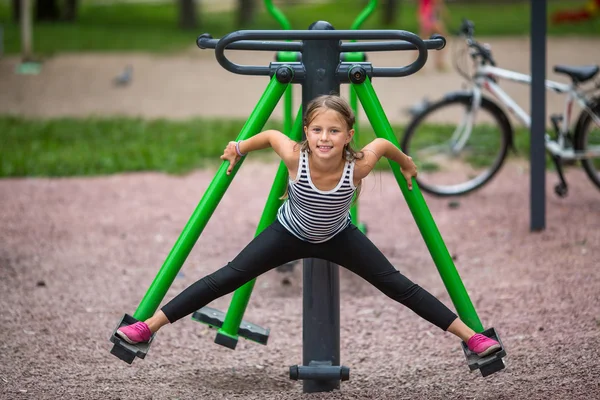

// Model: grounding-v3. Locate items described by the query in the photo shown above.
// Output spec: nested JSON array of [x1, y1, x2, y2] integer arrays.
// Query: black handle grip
[[197, 33, 302, 52], [199, 29, 442, 77], [341, 34, 445, 52]]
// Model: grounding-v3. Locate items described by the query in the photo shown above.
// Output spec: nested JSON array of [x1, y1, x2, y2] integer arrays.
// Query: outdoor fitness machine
[[109, 22, 507, 393]]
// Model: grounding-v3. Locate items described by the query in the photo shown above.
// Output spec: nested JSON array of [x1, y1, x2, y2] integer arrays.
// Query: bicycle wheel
[[574, 101, 600, 191], [401, 94, 512, 196]]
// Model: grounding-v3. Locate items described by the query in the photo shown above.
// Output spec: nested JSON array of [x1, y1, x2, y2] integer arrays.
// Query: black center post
[[300, 20, 345, 394]]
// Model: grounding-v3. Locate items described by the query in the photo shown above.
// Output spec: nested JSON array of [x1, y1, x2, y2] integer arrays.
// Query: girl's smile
[[305, 109, 354, 161]]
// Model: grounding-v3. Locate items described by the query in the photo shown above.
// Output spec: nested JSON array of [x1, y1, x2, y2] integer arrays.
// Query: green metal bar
[[352, 76, 484, 332], [264, 0, 292, 30], [349, 85, 361, 228], [350, 0, 378, 30], [217, 106, 305, 341], [275, 52, 295, 136], [133, 75, 290, 321], [348, 2, 372, 230], [267, 0, 295, 138], [284, 84, 293, 135]]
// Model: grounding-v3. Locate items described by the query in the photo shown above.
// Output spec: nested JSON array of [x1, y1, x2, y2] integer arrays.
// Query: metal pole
[[20, 0, 32, 61], [530, 0, 546, 231], [301, 20, 342, 394]]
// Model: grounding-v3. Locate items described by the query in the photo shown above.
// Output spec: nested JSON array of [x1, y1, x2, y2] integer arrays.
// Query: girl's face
[[304, 108, 354, 161]]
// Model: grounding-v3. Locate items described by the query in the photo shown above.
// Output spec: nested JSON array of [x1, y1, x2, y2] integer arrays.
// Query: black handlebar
[[197, 29, 446, 78], [459, 18, 475, 38], [457, 19, 496, 66]]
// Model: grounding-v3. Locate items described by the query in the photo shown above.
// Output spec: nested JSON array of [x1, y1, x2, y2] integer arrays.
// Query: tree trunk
[[35, 0, 60, 21], [12, 0, 20, 22], [381, 0, 399, 27], [64, 0, 79, 22], [14, 0, 79, 22], [237, 0, 255, 28], [178, 0, 198, 30]]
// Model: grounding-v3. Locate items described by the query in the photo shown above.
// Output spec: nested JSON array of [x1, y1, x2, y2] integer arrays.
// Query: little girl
[[116, 94, 501, 359]]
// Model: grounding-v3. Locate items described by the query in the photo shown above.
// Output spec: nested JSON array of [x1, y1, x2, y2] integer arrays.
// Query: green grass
[[0, 115, 278, 177], [0, 114, 538, 178], [0, 0, 599, 55]]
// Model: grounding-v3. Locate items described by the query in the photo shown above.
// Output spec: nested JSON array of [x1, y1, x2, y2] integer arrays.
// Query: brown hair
[[281, 94, 364, 201]]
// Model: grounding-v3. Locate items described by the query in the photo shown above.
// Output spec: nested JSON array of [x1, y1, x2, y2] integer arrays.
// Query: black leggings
[[161, 220, 458, 331]]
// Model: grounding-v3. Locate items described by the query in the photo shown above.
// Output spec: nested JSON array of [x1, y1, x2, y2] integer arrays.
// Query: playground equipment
[[551, 0, 600, 24], [109, 22, 507, 394]]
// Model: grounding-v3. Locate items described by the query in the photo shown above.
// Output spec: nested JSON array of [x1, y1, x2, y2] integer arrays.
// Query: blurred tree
[[178, 0, 198, 30], [35, 0, 60, 21], [237, 0, 256, 28], [12, 0, 79, 22], [381, 0, 400, 27], [64, 0, 78, 22]]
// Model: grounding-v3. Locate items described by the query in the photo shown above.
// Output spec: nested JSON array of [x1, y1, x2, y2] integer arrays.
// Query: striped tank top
[[277, 150, 357, 243]]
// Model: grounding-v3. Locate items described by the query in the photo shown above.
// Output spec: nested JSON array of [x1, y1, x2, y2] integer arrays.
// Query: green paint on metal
[[350, 0, 378, 30], [16, 62, 41, 75], [264, 0, 292, 30]]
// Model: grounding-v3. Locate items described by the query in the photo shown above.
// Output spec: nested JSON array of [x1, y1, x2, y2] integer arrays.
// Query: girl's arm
[[221, 130, 299, 175], [354, 138, 418, 190]]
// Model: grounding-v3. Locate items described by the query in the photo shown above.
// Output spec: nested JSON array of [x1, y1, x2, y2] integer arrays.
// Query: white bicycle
[[401, 19, 600, 197]]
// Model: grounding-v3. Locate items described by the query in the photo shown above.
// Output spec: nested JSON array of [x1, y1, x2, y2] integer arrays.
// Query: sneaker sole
[[115, 329, 139, 345], [477, 344, 501, 357]]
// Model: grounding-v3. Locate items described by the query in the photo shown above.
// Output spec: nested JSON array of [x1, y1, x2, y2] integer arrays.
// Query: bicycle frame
[[471, 64, 600, 160]]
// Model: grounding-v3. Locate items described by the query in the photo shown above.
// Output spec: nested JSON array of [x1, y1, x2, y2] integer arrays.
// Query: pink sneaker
[[116, 321, 152, 344], [467, 333, 501, 357]]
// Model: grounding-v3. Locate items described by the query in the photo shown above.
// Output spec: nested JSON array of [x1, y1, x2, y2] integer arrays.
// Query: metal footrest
[[461, 327, 507, 377], [289, 361, 350, 381], [191, 306, 270, 349], [109, 314, 156, 364]]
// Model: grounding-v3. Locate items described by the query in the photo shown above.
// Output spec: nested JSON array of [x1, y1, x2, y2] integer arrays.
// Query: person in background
[[418, 0, 450, 72]]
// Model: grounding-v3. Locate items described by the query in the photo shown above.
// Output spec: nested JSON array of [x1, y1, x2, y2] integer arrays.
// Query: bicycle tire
[[401, 92, 513, 196], [574, 99, 600, 191]]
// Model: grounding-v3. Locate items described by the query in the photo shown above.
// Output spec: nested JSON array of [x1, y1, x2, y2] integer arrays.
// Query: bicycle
[[400, 19, 600, 197]]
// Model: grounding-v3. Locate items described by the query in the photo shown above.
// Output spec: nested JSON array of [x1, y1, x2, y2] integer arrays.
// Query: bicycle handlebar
[[457, 19, 496, 66], [197, 29, 446, 78]]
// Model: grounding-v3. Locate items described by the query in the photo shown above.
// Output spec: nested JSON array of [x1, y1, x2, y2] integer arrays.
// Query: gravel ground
[[1, 160, 599, 400]]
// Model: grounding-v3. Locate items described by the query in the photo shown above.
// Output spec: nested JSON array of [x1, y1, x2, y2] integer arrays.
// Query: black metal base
[[289, 360, 350, 382], [191, 306, 270, 349], [461, 327, 507, 377], [109, 314, 155, 364]]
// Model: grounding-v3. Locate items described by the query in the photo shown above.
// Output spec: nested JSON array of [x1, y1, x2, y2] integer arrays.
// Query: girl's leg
[[317, 225, 501, 356], [446, 318, 476, 342], [155, 221, 310, 330], [316, 224, 458, 332]]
